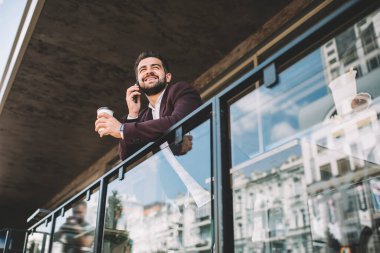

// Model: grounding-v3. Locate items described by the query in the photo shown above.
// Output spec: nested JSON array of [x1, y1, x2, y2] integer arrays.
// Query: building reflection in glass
[[230, 7, 380, 253], [102, 121, 212, 253]]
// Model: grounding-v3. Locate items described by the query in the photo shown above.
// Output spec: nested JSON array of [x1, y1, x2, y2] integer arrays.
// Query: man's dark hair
[[73, 200, 87, 210], [134, 51, 170, 76]]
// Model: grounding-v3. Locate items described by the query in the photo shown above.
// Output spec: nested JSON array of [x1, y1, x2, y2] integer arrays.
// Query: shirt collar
[[148, 87, 167, 111]]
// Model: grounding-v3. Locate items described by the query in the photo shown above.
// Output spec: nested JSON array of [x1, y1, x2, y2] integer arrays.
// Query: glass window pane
[[103, 120, 212, 253], [6, 230, 25, 253], [230, 7, 380, 253], [26, 222, 52, 253], [336, 28, 358, 65], [52, 191, 99, 253], [0, 230, 6, 253], [361, 23, 378, 54]]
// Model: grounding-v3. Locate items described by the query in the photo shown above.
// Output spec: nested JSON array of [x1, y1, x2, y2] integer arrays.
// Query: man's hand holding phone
[[126, 83, 141, 118]]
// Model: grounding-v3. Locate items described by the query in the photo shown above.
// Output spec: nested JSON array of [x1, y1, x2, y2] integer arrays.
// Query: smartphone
[[133, 81, 140, 103]]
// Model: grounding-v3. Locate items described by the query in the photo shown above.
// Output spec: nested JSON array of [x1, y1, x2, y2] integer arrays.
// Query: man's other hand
[[95, 113, 122, 138], [179, 135, 193, 155]]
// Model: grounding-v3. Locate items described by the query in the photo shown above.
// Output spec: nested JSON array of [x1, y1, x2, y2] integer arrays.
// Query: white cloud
[[0, 0, 3, 6], [270, 121, 296, 143], [234, 114, 258, 135]]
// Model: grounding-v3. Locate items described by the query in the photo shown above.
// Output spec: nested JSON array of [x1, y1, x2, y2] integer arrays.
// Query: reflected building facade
[[301, 105, 380, 252], [322, 9, 380, 81], [232, 155, 311, 253], [103, 192, 212, 253], [231, 109, 380, 253]]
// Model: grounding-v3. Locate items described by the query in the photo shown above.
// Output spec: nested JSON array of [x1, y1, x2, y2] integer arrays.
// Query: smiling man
[[95, 51, 202, 160]]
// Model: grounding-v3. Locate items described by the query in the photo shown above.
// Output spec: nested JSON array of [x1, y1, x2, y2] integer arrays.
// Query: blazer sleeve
[[118, 107, 150, 160], [119, 82, 201, 160]]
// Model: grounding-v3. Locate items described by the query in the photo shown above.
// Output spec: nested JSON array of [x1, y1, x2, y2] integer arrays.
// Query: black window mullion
[[47, 214, 55, 253], [212, 97, 234, 252], [4, 230, 12, 253], [22, 231, 29, 253], [93, 178, 107, 253]]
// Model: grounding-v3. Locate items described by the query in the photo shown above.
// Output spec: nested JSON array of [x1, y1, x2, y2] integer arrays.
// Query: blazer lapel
[[141, 108, 153, 121], [159, 85, 170, 117]]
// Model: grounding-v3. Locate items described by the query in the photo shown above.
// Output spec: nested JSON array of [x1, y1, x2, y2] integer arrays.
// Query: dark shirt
[[119, 81, 202, 160], [54, 219, 93, 253]]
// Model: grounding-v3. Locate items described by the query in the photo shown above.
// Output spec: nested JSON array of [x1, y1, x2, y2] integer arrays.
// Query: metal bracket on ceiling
[[118, 167, 124, 181], [264, 63, 278, 88], [86, 189, 91, 201]]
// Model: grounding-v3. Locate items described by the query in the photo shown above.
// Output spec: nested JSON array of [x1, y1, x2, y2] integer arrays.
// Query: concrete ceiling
[[0, 0, 292, 227]]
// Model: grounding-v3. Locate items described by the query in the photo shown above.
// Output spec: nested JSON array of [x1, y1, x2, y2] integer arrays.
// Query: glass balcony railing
[[26, 221, 51, 253], [25, 104, 212, 253], [52, 190, 100, 253], [230, 5, 380, 253], [24, 1, 380, 253], [102, 120, 212, 253]]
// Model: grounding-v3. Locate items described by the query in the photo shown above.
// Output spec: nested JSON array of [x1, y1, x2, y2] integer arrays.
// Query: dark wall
[[0, 208, 29, 229]]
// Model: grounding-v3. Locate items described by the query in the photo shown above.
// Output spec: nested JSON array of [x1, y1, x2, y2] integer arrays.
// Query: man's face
[[73, 204, 86, 224], [136, 57, 172, 96]]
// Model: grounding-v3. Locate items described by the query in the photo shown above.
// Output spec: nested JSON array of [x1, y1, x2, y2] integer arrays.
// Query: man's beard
[[140, 77, 167, 96]]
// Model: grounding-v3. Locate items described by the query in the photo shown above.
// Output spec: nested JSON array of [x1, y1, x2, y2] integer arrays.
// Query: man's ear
[[166, 73, 172, 83]]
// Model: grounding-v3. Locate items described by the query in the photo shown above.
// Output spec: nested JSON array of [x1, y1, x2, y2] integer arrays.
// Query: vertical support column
[[4, 229, 12, 253], [94, 179, 107, 253], [212, 97, 234, 252], [48, 214, 56, 253], [40, 231, 47, 253], [22, 231, 28, 253]]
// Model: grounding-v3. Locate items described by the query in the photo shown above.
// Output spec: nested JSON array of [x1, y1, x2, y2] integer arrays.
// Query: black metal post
[[94, 178, 108, 253], [40, 232, 47, 253], [212, 97, 234, 252], [47, 214, 56, 253], [22, 231, 28, 253], [4, 229, 12, 253]]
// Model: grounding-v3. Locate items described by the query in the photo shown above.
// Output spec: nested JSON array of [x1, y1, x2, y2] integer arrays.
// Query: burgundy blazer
[[119, 81, 202, 160]]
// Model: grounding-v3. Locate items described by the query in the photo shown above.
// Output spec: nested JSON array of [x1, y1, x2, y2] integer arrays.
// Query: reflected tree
[[104, 190, 132, 253], [106, 190, 123, 229]]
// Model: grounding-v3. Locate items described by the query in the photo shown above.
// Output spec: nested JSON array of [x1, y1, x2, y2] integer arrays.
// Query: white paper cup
[[328, 70, 357, 116], [97, 107, 113, 135], [97, 107, 114, 116]]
